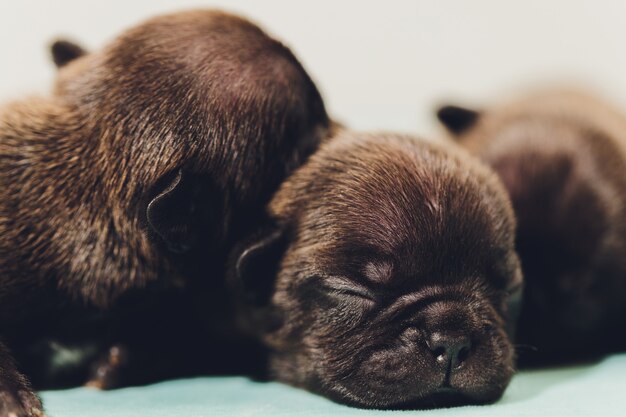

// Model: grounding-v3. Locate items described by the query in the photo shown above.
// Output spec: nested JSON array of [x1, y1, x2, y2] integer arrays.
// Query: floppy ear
[[146, 169, 215, 254], [436, 104, 480, 135], [233, 223, 289, 308], [51, 39, 87, 68]]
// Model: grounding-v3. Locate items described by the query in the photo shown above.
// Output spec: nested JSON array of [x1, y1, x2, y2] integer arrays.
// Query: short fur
[[0, 9, 328, 415], [437, 90, 626, 363], [233, 130, 522, 408]]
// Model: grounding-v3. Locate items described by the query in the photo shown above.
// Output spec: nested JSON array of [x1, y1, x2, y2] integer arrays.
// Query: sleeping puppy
[[437, 90, 626, 363], [232, 130, 522, 408], [0, 9, 328, 415]]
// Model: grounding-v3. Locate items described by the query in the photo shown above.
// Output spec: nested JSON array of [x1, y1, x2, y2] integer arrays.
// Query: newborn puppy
[[0, 9, 328, 415], [437, 90, 626, 363], [232, 130, 522, 408]]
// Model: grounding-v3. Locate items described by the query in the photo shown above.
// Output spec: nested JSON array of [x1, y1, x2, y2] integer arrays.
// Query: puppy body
[[234, 130, 522, 408], [0, 9, 328, 414], [437, 90, 626, 362]]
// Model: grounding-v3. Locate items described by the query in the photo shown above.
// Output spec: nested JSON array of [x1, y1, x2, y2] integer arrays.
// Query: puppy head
[[234, 131, 522, 408], [437, 92, 626, 357], [51, 10, 328, 255]]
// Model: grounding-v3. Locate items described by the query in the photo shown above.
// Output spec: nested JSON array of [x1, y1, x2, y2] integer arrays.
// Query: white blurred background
[[1, 0, 626, 137]]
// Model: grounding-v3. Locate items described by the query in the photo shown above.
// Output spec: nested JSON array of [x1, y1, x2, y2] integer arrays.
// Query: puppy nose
[[427, 332, 472, 369]]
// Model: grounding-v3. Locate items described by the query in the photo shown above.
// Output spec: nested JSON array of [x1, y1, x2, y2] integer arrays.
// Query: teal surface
[[41, 353, 626, 417]]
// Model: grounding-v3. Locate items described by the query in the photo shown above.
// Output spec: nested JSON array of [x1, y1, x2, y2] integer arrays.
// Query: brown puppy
[[0, 9, 328, 415], [232, 130, 522, 408], [437, 90, 626, 363]]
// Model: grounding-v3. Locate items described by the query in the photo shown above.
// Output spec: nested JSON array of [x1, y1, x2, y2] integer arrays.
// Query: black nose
[[427, 332, 472, 370]]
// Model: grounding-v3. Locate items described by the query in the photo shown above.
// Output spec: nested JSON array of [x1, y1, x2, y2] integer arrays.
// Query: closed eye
[[322, 276, 377, 301]]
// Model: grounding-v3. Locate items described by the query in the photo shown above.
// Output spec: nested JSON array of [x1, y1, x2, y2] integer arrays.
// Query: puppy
[[437, 90, 626, 363], [0, 9, 328, 415], [232, 130, 522, 408]]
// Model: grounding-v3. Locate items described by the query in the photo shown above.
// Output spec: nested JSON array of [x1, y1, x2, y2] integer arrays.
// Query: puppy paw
[[0, 342, 45, 417], [85, 344, 128, 390], [0, 387, 44, 417]]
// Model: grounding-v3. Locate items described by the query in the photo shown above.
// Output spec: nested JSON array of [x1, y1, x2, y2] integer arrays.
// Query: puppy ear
[[146, 169, 215, 254], [233, 224, 289, 308], [50, 39, 87, 68], [436, 104, 480, 135]]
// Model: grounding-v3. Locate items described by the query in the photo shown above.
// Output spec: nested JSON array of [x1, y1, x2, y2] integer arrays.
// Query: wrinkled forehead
[[297, 151, 511, 282]]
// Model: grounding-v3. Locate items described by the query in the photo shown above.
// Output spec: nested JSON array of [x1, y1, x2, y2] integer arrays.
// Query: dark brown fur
[[437, 90, 626, 363], [232, 130, 522, 408], [0, 9, 328, 415]]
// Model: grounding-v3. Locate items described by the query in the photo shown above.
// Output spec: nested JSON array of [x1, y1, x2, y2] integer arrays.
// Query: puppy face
[[235, 131, 522, 408], [437, 91, 626, 359]]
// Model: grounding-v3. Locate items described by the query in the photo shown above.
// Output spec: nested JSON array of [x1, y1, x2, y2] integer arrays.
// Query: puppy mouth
[[334, 385, 483, 410], [308, 340, 512, 410], [393, 387, 480, 410]]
